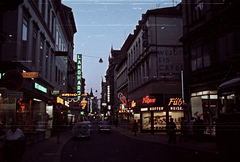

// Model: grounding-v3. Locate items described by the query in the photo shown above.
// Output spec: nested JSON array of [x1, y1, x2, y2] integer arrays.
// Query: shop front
[[190, 90, 218, 136], [0, 71, 54, 145], [135, 95, 184, 133]]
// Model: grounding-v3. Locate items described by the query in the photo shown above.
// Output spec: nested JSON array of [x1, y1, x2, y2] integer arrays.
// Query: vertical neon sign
[[77, 54, 82, 100]]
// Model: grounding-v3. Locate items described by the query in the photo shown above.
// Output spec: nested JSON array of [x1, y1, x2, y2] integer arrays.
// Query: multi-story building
[[180, 0, 240, 136], [127, 4, 183, 133], [105, 47, 120, 123], [0, 0, 76, 140], [115, 34, 134, 124]]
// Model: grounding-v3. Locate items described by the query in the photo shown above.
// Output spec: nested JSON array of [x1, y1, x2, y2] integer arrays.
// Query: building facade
[[127, 5, 183, 133], [0, 0, 76, 141], [180, 0, 240, 136]]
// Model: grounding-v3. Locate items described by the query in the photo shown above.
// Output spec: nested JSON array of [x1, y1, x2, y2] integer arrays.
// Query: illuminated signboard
[[168, 97, 184, 106], [62, 93, 78, 97], [142, 95, 156, 105], [118, 93, 127, 105], [107, 85, 110, 103], [57, 97, 64, 105], [81, 98, 87, 109], [34, 83, 47, 93], [131, 100, 136, 107], [77, 54, 82, 100], [22, 72, 40, 78]]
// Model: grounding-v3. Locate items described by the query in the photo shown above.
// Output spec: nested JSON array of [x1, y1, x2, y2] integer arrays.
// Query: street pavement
[[0, 126, 218, 162]]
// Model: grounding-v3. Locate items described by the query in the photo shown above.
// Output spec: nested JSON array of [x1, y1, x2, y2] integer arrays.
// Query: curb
[[113, 129, 219, 155]]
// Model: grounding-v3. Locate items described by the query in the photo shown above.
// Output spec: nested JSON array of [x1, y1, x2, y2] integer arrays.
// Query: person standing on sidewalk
[[167, 118, 176, 144], [115, 119, 118, 129], [132, 120, 138, 136], [3, 121, 26, 162]]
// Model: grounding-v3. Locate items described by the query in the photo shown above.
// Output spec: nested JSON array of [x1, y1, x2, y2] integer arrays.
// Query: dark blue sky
[[62, 0, 181, 97]]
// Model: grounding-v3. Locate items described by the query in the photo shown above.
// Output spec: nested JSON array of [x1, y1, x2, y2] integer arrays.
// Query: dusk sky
[[62, 0, 181, 98]]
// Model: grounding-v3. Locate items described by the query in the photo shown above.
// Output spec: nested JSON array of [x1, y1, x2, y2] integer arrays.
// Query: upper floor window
[[218, 32, 236, 62], [47, 1, 51, 29], [22, 18, 28, 41], [41, 0, 46, 18], [191, 41, 210, 71], [22, 18, 28, 60], [194, 0, 204, 20]]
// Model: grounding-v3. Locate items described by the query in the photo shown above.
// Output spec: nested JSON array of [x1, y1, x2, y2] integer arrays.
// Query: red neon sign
[[142, 95, 156, 105]]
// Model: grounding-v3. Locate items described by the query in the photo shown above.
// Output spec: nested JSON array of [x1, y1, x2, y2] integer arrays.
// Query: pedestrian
[[115, 119, 118, 129], [167, 118, 176, 144], [179, 117, 188, 142], [132, 120, 138, 136], [193, 116, 204, 141], [3, 121, 26, 162], [189, 117, 195, 139]]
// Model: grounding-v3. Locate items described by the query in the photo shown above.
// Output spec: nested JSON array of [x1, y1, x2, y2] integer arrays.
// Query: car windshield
[[0, 0, 237, 161], [100, 121, 109, 125]]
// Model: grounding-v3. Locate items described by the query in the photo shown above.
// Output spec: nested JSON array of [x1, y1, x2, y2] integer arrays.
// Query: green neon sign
[[34, 82, 47, 93]]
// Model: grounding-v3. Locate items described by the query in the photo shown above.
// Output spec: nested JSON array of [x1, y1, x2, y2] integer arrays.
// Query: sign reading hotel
[[158, 47, 183, 76], [77, 54, 82, 100]]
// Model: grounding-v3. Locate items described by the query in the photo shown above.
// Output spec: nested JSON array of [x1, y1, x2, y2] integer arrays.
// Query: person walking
[[179, 117, 188, 142], [3, 121, 26, 162], [167, 118, 176, 144], [132, 120, 138, 136]]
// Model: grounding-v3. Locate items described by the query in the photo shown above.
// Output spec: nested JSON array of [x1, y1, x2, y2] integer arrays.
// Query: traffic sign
[[2, 70, 24, 91]]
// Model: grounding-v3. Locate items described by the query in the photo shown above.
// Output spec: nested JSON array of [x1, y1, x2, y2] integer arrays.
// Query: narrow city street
[[61, 123, 220, 162]]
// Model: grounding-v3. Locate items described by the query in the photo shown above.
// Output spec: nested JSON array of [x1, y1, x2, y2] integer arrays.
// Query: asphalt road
[[61, 123, 220, 162]]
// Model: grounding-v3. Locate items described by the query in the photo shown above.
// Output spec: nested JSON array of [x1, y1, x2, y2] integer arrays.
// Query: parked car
[[82, 121, 93, 133], [35, 121, 46, 131], [72, 122, 90, 139], [99, 121, 111, 133]]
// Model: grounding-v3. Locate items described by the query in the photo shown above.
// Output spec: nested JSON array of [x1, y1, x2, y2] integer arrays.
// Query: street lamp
[[80, 54, 103, 63]]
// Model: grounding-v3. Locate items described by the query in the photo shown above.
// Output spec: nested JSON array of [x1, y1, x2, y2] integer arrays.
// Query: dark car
[[98, 121, 111, 133]]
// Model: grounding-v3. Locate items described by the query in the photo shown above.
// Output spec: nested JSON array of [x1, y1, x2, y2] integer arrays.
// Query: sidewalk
[[0, 130, 73, 162], [112, 126, 218, 154]]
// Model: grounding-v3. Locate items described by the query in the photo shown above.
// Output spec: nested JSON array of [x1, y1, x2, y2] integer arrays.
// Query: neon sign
[[81, 98, 87, 109], [62, 93, 78, 97], [168, 97, 184, 106], [118, 93, 127, 105], [57, 97, 64, 105], [77, 54, 82, 100], [142, 95, 156, 105], [34, 83, 47, 93], [131, 100, 136, 107]]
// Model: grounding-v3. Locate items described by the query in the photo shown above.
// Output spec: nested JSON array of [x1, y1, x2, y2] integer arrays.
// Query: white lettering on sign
[[149, 107, 164, 111], [170, 107, 183, 111]]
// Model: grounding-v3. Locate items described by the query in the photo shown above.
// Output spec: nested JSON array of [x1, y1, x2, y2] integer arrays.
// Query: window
[[22, 18, 28, 60], [32, 28, 37, 65], [193, 0, 203, 21], [51, 12, 55, 35], [41, 0, 45, 19], [47, 1, 51, 29], [50, 49, 53, 82], [45, 44, 50, 78], [218, 32, 236, 62], [39, 39, 44, 71], [55, 66, 58, 82], [191, 41, 211, 71]]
